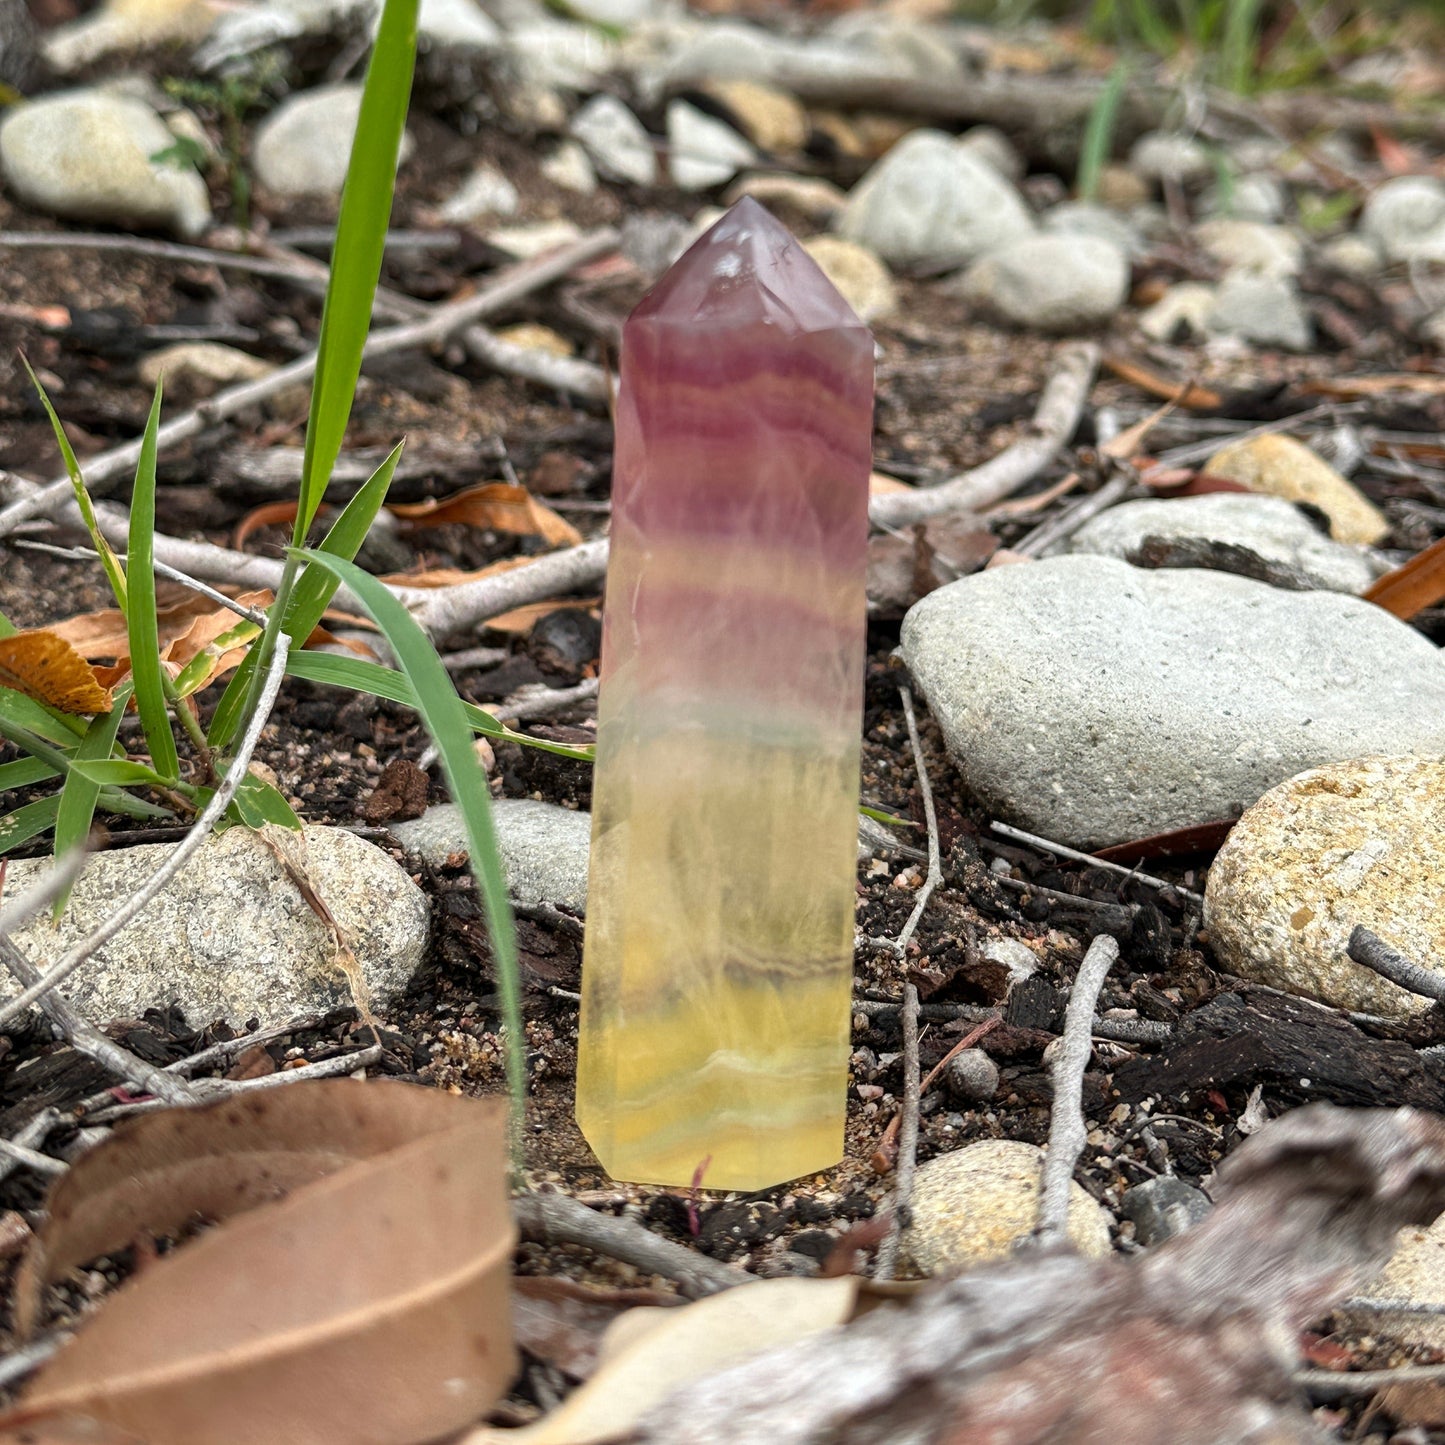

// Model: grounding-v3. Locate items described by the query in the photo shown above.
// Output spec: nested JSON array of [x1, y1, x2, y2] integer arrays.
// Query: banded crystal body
[[576, 198, 874, 1189]]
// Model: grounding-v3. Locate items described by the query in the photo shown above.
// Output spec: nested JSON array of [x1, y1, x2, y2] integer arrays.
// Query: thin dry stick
[[874, 684, 944, 1281], [1034, 932, 1120, 1249], [1015, 470, 1134, 558], [0, 1328, 70, 1391], [495, 676, 600, 723], [1297, 1362, 1445, 1400], [873, 983, 919, 1284], [512, 1192, 749, 1300], [868, 342, 1099, 529], [82, 1042, 384, 1123], [891, 685, 944, 957], [991, 820, 1205, 906], [0, 1108, 61, 1190], [1347, 925, 1445, 1003], [0, 636, 290, 1028], [0, 1135, 66, 1175], [0, 228, 620, 537]]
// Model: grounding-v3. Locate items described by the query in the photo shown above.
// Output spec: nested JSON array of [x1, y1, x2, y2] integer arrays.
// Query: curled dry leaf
[[1362, 533, 1445, 621], [511, 1277, 684, 1382], [0, 631, 112, 716], [0, 1416, 144, 1444], [390, 483, 582, 549], [5, 1081, 515, 1445], [461, 1276, 863, 1445]]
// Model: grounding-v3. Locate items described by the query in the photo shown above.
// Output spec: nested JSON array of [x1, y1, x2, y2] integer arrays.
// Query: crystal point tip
[[630, 196, 869, 335]]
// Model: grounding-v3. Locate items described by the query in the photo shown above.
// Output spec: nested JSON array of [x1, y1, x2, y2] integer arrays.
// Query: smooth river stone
[[900, 556, 1445, 850], [576, 198, 874, 1190]]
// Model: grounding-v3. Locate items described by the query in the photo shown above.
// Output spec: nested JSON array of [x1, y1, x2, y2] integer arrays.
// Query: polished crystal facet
[[575, 198, 875, 1189]]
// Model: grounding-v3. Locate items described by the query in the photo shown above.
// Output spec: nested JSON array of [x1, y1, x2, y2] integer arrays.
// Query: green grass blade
[[1077, 60, 1129, 201], [21, 358, 129, 610], [1221, 0, 1263, 91], [51, 684, 131, 916], [208, 443, 403, 749], [292, 550, 526, 1150], [283, 650, 596, 762], [0, 757, 60, 793], [126, 382, 181, 781], [67, 759, 174, 789], [0, 795, 61, 854], [293, 0, 418, 543]]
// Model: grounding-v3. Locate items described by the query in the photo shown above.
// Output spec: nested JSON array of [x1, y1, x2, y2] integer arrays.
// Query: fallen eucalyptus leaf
[[5, 1082, 515, 1445]]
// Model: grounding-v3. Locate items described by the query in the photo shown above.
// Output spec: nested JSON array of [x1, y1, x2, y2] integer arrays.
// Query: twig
[[15, 540, 272, 626], [0, 228, 620, 538], [990, 821, 1204, 906], [1297, 1362, 1445, 1401], [873, 982, 919, 1283], [1033, 932, 1120, 1249], [1340, 1296, 1445, 1316], [512, 1191, 750, 1300], [1347, 926, 1445, 1004], [0, 636, 290, 1028], [442, 645, 508, 673], [0, 1135, 67, 1175], [868, 343, 1098, 529], [0, 1108, 61, 1190], [872, 1016, 1001, 1173], [1151, 401, 1350, 471], [0, 933, 202, 1106], [890, 685, 944, 957], [1014, 470, 1135, 558], [462, 326, 608, 404], [0, 1327, 70, 1391], [82, 1042, 383, 1123], [495, 676, 600, 724], [69, 1015, 322, 1116]]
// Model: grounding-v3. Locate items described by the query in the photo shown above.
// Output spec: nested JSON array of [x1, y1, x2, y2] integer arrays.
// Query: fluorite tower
[[576, 198, 874, 1190]]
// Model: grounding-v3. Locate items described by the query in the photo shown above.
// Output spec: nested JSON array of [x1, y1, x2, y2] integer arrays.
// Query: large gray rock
[[3, 826, 427, 1027], [0, 88, 211, 238], [1066, 493, 1380, 594], [900, 556, 1445, 849], [955, 234, 1128, 332], [1204, 755, 1445, 1018], [254, 83, 414, 198], [1361, 175, 1445, 263], [837, 128, 1034, 270], [393, 799, 591, 914]]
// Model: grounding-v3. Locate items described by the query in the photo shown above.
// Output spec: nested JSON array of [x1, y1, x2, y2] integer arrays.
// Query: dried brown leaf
[[462, 1277, 860, 1445], [1102, 355, 1222, 410], [1299, 373, 1445, 401], [0, 632, 112, 716], [390, 483, 582, 549], [1362, 534, 1445, 621], [5, 1082, 514, 1445], [0, 1416, 144, 1443], [512, 1277, 684, 1381]]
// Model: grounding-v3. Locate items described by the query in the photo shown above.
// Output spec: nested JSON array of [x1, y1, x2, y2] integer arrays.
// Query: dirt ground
[[3, 43, 1445, 1428]]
